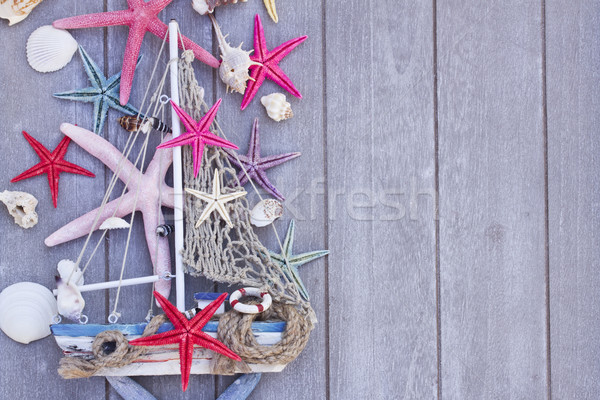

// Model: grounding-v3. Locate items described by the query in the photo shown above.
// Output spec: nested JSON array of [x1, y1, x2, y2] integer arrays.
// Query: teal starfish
[[269, 220, 329, 301], [53, 46, 141, 134]]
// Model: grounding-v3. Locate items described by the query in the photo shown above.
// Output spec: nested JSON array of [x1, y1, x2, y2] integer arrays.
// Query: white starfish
[[185, 169, 246, 228]]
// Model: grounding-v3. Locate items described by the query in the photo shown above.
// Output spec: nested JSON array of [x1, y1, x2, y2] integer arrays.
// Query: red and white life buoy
[[229, 287, 272, 314]]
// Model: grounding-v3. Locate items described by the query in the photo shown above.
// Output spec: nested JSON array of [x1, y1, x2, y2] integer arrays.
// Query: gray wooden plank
[[546, 1, 600, 398], [0, 1, 108, 398], [212, 1, 329, 399], [326, 1, 438, 399], [104, 1, 216, 398], [437, 1, 547, 398]]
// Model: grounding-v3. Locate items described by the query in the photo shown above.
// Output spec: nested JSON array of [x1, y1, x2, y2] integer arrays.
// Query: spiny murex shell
[[56, 260, 85, 321], [250, 199, 283, 227], [261, 93, 293, 122], [192, 0, 247, 15], [26, 25, 78, 73], [0, 0, 43, 26], [0, 190, 38, 229], [0, 282, 58, 344], [209, 14, 261, 95]]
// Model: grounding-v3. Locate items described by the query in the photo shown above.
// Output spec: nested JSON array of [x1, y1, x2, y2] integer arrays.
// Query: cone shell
[[250, 199, 283, 227], [26, 25, 78, 73], [261, 93, 293, 122], [0, 0, 43, 26], [0, 282, 58, 344]]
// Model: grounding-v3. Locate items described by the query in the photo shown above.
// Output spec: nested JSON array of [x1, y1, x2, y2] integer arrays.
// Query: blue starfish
[[53, 46, 141, 134], [269, 220, 329, 301]]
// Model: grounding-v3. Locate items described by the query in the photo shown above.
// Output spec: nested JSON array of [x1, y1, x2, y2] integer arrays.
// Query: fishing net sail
[[177, 52, 313, 319]]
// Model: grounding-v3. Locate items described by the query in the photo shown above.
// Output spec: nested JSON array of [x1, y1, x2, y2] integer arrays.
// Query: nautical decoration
[[194, 292, 226, 315], [155, 224, 174, 237], [129, 292, 241, 391], [241, 14, 307, 110], [209, 14, 262, 95], [11, 131, 95, 208], [118, 115, 172, 134], [250, 198, 283, 227], [185, 169, 246, 228], [268, 220, 329, 301], [0, 0, 43, 26], [57, 259, 84, 286], [99, 217, 131, 230], [45, 123, 175, 299], [261, 93, 293, 122], [263, 0, 278, 23], [225, 118, 300, 201], [55, 276, 85, 322], [217, 373, 262, 400], [192, 0, 247, 15], [53, 0, 220, 105], [106, 376, 157, 400], [0, 190, 38, 229], [230, 288, 272, 314], [26, 25, 78, 73], [157, 99, 238, 178], [54, 46, 141, 134]]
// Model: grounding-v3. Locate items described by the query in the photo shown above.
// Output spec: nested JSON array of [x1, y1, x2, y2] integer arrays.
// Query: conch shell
[[0, 190, 38, 229], [261, 93, 293, 122], [209, 14, 261, 95], [192, 0, 247, 15], [0, 0, 44, 26]]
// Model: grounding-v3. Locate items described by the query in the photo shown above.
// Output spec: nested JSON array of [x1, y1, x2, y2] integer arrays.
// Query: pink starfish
[[241, 14, 307, 110], [45, 123, 174, 298], [53, 0, 220, 106], [157, 99, 238, 177]]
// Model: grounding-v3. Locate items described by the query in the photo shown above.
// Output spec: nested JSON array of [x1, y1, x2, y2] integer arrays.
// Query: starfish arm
[[258, 152, 301, 170], [45, 193, 136, 246], [105, 56, 141, 91], [179, 337, 194, 391], [169, 101, 200, 133], [119, 21, 147, 105], [156, 132, 196, 150], [60, 124, 141, 186], [56, 160, 96, 178], [11, 163, 50, 183], [21, 131, 51, 160], [254, 168, 285, 201], [265, 64, 302, 99], [128, 328, 185, 347], [161, 186, 176, 209], [53, 88, 102, 102], [223, 149, 246, 170], [282, 264, 310, 301], [252, 14, 268, 61], [184, 188, 213, 203], [290, 250, 330, 268], [78, 46, 107, 89], [92, 97, 110, 134], [105, 95, 141, 118], [152, 291, 188, 329], [194, 202, 217, 228], [203, 132, 239, 151], [192, 139, 205, 178], [247, 118, 261, 159], [214, 201, 234, 227], [190, 293, 227, 329], [127, 0, 145, 7], [212, 169, 221, 197], [144, 136, 173, 181], [268, 251, 285, 264], [267, 36, 308, 64], [147, 19, 220, 69], [192, 331, 241, 361], [240, 66, 267, 110], [196, 99, 222, 132], [53, 10, 133, 30], [141, 205, 171, 300], [218, 191, 247, 203], [282, 219, 295, 256]]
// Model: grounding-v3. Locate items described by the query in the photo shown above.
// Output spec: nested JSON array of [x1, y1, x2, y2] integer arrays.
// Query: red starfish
[[53, 0, 220, 106], [11, 131, 95, 208], [157, 99, 238, 177], [241, 14, 308, 110], [130, 291, 240, 391]]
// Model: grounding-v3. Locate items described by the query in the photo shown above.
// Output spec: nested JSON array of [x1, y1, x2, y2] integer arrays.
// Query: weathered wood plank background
[[0, 0, 598, 399]]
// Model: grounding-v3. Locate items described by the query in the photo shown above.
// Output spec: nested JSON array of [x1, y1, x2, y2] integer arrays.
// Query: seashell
[[55, 276, 85, 322], [0, 190, 38, 229], [192, 0, 247, 15], [156, 224, 174, 237], [209, 14, 262, 95], [99, 216, 131, 230], [57, 259, 84, 286], [261, 93, 293, 122], [0, 282, 58, 344], [118, 116, 171, 134], [0, 0, 43, 26], [250, 199, 283, 227], [26, 25, 78, 73]]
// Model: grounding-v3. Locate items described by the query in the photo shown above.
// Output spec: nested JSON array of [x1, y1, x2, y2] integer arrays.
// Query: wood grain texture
[[326, 1, 438, 399], [546, 1, 600, 398], [437, 1, 548, 398]]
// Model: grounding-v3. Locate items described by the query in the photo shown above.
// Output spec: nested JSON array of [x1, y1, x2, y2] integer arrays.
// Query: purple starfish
[[45, 123, 174, 298], [225, 118, 300, 201]]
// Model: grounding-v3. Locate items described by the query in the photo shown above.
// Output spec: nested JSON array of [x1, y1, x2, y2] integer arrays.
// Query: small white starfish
[[185, 169, 246, 228]]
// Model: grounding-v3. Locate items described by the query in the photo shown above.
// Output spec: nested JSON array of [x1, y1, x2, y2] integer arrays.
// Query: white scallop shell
[[261, 93, 294, 122], [250, 199, 283, 227], [26, 25, 78, 73], [99, 216, 131, 230], [0, 0, 43, 26], [0, 282, 58, 344]]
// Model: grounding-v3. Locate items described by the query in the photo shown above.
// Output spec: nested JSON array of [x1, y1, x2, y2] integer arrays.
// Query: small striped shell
[[26, 25, 78, 73], [0, 0, 43, 26]]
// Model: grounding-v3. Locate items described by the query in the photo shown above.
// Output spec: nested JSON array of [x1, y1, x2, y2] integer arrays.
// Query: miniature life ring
[[230, 287, 272, 314]]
